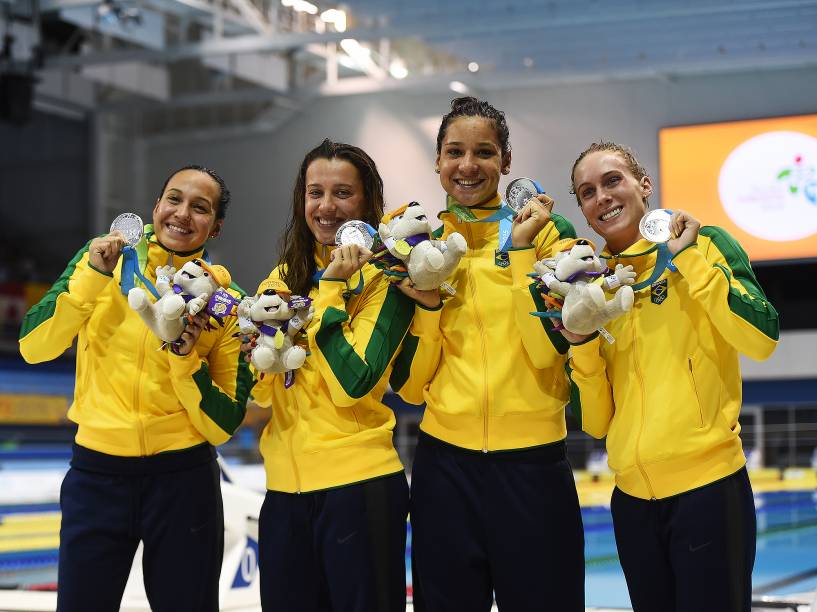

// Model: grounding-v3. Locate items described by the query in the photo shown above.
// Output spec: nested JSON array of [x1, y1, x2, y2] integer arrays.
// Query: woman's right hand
[[89, 231, 126, 274], [239, 333, 258, 364], [396, 278, 442, 309], [323, 244, 372, 280]]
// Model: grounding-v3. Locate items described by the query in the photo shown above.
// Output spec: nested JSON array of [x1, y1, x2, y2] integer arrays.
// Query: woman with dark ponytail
[[250, 139, 414, 612], [391, 98, 585, 611]]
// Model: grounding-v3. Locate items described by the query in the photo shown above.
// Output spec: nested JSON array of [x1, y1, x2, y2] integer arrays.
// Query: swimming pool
[[2, 479, 816, 609], [403, 489, 817, 608]]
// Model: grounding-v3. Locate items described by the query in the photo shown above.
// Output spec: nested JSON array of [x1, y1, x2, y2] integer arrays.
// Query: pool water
[[405, 489, 817, 608]]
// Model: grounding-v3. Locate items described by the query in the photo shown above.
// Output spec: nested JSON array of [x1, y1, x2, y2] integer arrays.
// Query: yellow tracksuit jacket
[[390, 194, 577, 451], [251, 244, 414, 493], [565, 230, 779, 499], [19, 228, 253, 455]]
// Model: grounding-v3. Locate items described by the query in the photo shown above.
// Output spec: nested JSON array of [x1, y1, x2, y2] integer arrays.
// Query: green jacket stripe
[[19, 240, 93, 339], [192, 355, 253, 435], [564, 361, 582, 428], [389, 332, 419, 392], [317, 286, 413, 399], [701, 227, 779, 340], [552, 214, 577, 240], [528, 284, 569, 355]]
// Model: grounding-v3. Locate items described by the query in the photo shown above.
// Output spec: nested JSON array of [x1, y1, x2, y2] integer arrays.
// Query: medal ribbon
[[120, 244, 161, 300], [445, 195, 516, 252], [602, 243, 678, 292]]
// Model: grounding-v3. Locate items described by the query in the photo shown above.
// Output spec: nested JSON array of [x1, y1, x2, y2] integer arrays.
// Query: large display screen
[[659, 113, 817, 262]]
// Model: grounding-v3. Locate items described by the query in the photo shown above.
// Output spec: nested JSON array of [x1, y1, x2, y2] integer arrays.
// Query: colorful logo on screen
[[776, 155, 817, 205], [718, 131, 817, 242]]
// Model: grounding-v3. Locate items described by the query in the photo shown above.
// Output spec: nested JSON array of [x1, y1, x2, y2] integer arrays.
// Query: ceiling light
[[281, 0, 317, 14], [320, 8, 347, 32], [389, 59, 408, 79], [449, 80, 468, 94], [467, 62, 479, 73]]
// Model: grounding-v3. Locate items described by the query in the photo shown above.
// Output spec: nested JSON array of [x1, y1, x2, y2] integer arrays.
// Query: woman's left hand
[[173, 312, 210, 356], [511, 194, 554, 248], [666, 209, 701, 255], [323, 244, 373, 280]]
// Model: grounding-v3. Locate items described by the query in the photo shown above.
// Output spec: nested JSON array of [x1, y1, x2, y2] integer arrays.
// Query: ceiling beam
[[41, 0, 817, 71]]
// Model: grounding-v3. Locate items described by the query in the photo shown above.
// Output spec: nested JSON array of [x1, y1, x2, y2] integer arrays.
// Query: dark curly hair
[[436, 96, 511, 162]]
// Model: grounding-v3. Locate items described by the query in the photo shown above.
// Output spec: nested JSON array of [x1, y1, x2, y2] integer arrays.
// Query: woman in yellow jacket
[[391, 97, 584, 611], [19, 165, 252, 611], [564, 141, 779, 611], [249, 139, 414, 612]]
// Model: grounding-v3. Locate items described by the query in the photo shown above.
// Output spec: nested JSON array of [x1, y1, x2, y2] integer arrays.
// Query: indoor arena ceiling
[[4, 0, 817, 129]]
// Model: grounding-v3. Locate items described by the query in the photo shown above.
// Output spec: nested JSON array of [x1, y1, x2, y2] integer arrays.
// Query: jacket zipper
[[290, 380, 303, 493], [464, 223, 490, 453], [133, 325, 149, 456], [631, 309, 657, 500], [688, 358, 704, 428]]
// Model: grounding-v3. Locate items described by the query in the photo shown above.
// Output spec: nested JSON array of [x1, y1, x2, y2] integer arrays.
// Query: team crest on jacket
[[494, 250, 510, 268], [651, 279, 668, 305]]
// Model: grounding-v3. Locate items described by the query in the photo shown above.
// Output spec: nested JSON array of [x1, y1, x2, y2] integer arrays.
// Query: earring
[[434, 168, 440, 174]]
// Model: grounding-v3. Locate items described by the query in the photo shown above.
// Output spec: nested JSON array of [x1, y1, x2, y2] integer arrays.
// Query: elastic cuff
[[570, 331, 600, 346], [417, 300, 443, 312], [671, 241, 698, 259], [88, 262, 113, 277], [508, 247, 538, 288], [168, 348, 201, 376], [73, 264, 114, 302], [506, 245, 534, 251]]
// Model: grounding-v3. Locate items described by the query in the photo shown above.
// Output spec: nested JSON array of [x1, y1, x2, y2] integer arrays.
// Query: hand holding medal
[[89, 213, 143, 274], [639, 208, 700, 255], [507, 178, 554, 248]]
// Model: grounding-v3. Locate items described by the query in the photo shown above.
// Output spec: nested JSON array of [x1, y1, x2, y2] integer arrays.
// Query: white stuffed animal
[[375, 202, 467, 291], [237, 278, 313, 377], [128, 258, 231, 344], [534, 239, 636, 337]]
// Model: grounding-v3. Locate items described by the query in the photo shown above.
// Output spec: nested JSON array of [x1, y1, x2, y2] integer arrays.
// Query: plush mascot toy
[[532, 239, 636, 339], [237, 279, 313, 385], [373, 202, 467, 291], [128, 258, 232, 344]]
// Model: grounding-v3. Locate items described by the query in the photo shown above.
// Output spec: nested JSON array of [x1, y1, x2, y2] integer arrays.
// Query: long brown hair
[[277, 139, 385, 296]]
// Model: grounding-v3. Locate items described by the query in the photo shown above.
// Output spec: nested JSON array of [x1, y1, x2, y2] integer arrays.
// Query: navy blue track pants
[[57, 443, 223, 612], [258, 471, 409, 612], [410, 432, 585, 612], [611, 467, 756, 612]]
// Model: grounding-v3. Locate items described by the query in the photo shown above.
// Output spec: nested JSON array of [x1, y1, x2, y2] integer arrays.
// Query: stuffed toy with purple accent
[[375, 202, 467, 291], [128, 258, 231, 344], [237, 278, 313, 379], [533, 239, 636, 337]]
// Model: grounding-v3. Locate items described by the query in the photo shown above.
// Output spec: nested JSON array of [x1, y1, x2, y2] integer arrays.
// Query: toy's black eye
[[263, 289, 277, 296], [577, 240, 589, 246], [203, 272, 209, 276], [192, 258, 202, 265]]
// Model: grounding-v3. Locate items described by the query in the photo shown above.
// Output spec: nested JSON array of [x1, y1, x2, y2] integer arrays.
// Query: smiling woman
[[389, 97, 585, 612], [565, 141, 780, 612], [18, 164, 251, 611], [248, 139, 414, 612], [152, 168, 226, 252]]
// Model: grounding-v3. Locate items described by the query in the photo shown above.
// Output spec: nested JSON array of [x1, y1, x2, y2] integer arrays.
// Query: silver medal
[[639, 209, 673, 243], [110, 212, 144, 247], [505, 178, 543, 213], [335, 220, 374, 249]]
